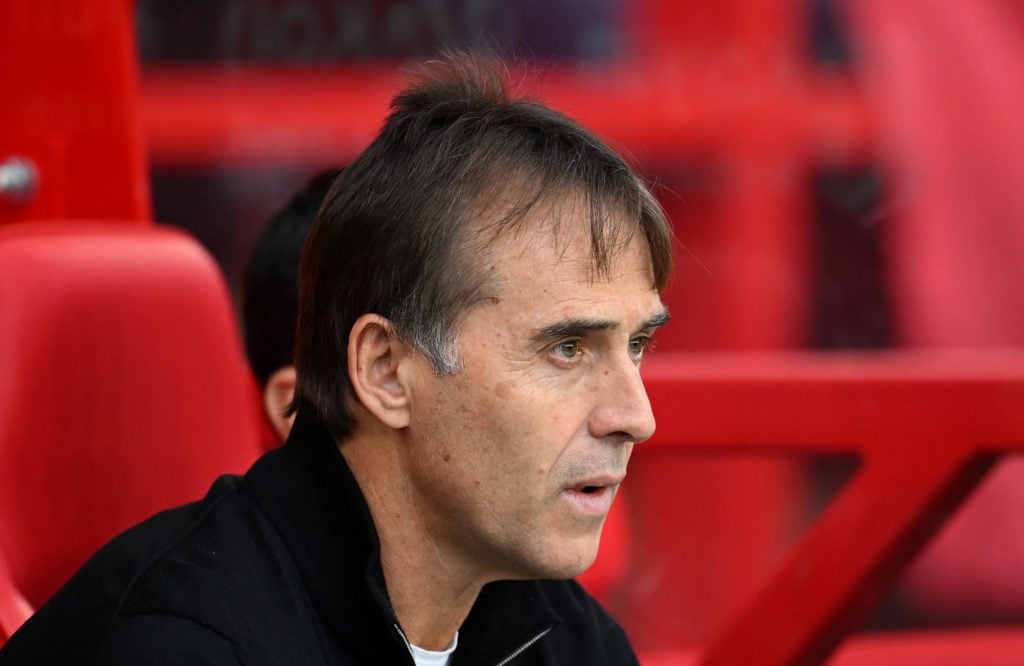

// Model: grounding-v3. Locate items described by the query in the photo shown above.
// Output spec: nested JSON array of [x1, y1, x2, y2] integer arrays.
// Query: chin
[[496, 527, 604, 581], [537, 540, 601, 580]]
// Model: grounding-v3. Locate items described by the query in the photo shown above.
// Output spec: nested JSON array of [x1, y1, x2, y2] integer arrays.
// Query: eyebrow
[[529, 308, 670, 345]]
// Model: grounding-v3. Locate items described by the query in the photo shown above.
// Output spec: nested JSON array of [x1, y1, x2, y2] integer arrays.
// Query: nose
[[588, 356, 657, 444]]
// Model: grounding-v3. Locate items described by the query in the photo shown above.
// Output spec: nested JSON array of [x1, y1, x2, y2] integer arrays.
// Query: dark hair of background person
[[292, 51, 674, 440], [242, 168, 341, 387]]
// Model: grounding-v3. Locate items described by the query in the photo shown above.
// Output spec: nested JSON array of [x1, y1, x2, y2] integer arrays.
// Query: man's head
[[242, 168, 339, 439], [294, 53, 673, 439], [293, 52, 673, 583]]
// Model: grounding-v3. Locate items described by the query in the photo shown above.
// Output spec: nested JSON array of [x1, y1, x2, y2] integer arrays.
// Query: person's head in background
[[242, 168, 340, 441]]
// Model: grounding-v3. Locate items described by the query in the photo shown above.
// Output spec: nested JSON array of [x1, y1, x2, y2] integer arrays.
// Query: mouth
[[563, 474, 625, 515], [568, 472, 625, 493], [571, 481, 616, 495]]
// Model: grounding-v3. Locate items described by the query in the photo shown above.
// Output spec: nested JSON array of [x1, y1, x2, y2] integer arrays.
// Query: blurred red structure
[[634, 351, 1024, 665], [0, 223, 263, 632], [846, 0, 1024, 626], [0, 0, 149, 223], [0, 0, 262, 643]]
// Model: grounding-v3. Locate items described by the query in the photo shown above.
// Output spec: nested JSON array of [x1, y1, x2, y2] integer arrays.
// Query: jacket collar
[[243, 413, 561, 665]]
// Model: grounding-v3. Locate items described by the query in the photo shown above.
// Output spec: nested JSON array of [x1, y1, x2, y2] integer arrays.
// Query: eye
[[628, 335, 652, 360], [550, 340, 582, 361]]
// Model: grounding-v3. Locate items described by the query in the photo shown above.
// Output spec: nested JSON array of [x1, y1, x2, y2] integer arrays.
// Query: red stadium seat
[[0, 222, 262, 642], [0, 0, 149, 225]]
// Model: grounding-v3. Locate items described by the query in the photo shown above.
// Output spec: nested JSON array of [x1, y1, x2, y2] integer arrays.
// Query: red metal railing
[[629, 351, 1024, 665]]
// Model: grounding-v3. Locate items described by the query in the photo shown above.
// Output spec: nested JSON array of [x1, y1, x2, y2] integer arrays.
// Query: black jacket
[[0, 415, 638, 665]]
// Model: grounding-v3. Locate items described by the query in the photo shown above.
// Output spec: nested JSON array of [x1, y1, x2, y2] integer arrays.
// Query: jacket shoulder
[[80, 613, 242, 666], [0, 474, 324, 666], [0, 475, 243, 664]]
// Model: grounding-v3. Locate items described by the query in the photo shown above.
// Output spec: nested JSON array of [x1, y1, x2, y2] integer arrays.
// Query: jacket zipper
[[393, 623, 416, 663], [494, 626, 552, 666]]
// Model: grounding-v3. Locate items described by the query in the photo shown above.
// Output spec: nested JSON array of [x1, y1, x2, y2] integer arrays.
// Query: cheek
[[458, 394, 548, 489], [493, 380, 512, 400], [440, 368, 588, 482]]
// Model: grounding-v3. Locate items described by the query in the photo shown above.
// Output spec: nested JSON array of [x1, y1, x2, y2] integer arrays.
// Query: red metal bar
[[140, 66, 402, 169], [629, 352, 1024, 665], [139, 63, 874, 169]]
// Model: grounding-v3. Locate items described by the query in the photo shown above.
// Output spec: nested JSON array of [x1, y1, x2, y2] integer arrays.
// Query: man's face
[[401, 212, 667, 584]]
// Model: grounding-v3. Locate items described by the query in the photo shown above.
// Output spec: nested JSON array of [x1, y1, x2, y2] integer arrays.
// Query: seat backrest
[[0, 222, 262, 639]]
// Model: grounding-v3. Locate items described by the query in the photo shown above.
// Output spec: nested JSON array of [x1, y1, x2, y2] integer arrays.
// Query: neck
[[340, 427, 483, 651]]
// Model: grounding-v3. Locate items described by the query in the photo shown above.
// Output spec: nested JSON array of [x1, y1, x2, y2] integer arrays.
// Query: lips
[[563, 474, 625, 515], [567, 473, 625, 494]]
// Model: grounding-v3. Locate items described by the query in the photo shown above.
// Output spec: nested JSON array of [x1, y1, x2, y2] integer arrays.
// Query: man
[[242, 168, 339, 441], [0, 52, 673, 665]]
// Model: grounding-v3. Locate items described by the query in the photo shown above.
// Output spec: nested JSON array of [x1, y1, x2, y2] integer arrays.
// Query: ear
[[263, 365, 297, 441], [348, 314, 412, 430]]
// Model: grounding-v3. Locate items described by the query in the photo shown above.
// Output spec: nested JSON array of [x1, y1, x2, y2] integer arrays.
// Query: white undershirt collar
[[409, 631, 458, 666]]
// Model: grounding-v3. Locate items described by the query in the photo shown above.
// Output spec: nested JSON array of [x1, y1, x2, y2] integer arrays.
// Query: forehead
[[474, 191, 655, 289], [476, 205, 659, 314]]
